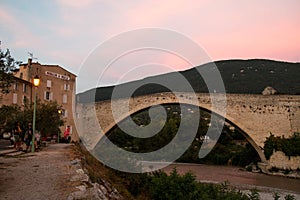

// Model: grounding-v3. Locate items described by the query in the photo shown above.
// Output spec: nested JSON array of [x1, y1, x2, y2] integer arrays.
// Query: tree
[[0, 105, 20, 134], [0, 46, 20, 94], [0, 101, 64, 137], [35, 101, 65, 137]]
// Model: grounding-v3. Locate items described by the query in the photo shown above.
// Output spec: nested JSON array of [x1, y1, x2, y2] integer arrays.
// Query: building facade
[[0, 77, 33, 106], [12, 58, 78, 140]]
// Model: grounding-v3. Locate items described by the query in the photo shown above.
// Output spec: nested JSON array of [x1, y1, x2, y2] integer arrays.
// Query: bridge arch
[[102, 101, 266, 163], [78, 92, 300, 170]]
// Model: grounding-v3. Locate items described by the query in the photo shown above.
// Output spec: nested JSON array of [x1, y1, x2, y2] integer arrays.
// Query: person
[[25, 123, 33, 152], [35, 132, 40, 151], [13, 122, 22, 151], [63, 125, 71, 143], [19, 124, 25, 149]]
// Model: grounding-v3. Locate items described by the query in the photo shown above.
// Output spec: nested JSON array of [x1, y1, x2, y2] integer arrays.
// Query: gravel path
[[0, 143, 78, 200]]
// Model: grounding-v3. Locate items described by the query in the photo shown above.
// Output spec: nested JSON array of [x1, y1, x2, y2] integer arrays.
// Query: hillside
[[77, 59, 300, 103]]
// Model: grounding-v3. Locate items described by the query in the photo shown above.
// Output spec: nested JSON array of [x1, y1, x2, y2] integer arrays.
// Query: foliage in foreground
[[78, 144, 296, 200], [139, 169, 295, 200], [148, 169, 248, 200]]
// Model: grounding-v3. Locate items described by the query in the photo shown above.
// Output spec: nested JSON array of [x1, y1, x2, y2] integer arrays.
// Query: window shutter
[[64, 83, 70, 91], [14, 82, 18, 90], [47, 80, 52, 88], [13, 93, 18, 104], [64, 110, 68, 117], [63, 94, 67, 103], [23, 83, 27, 93]]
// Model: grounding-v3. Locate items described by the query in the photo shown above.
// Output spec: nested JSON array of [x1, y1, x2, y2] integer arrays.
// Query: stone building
[[0, 77, 33, 106], [10, 58, 78, 141]]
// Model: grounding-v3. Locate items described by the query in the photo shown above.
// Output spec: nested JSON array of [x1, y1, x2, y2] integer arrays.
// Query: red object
[[63, 126, 70, 139]]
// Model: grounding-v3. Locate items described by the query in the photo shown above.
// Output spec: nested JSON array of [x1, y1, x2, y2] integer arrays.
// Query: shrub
[[273, 192, 280, 200], [247, 189, 260, 200], [149, 168, 249, 200], [284, 194, 295, 200]]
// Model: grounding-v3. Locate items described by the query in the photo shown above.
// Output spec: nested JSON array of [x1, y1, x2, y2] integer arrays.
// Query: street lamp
[[57, 108, 62, 143], [32, 75, 40, 153]]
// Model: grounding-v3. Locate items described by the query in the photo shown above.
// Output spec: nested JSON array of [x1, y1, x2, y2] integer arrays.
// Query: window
[[47, 80, 52, 88], [61, 109, 68, 118], [23, 83, 27, 93], [44, 91, 53, 101], [22, 95, 28, 105], [63, 83, 70, 91], [20, 73, 23, 79], [13, 81, 18, 91], [63, 94, 67, 103], [45, 92, 50, 100], [13, 93, 17, 104]]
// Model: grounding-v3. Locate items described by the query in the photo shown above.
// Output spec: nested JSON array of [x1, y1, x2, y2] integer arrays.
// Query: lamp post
[[57, 109, 62, 143], [32, 75, 40, 153]]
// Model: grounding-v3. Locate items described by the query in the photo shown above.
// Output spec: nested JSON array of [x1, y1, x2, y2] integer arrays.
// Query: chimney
[[28, 58, 32, 66]]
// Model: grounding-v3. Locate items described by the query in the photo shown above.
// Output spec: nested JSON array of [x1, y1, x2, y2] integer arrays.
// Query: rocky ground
[[0, 142, 122, 200]]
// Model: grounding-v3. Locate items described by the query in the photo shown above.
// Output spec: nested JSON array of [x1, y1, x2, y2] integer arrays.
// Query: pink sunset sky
[[1, 0, 300, 92]]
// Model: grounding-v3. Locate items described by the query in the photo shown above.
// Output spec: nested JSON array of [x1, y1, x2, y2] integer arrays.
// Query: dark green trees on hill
[[77, 59, 300, 103]]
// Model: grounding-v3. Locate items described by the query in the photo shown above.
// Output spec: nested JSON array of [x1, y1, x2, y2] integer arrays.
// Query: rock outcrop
[[67, 159, 123, 200]]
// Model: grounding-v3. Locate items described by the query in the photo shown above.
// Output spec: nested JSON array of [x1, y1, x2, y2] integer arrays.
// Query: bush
[[149, 168, 249, 200], [247, 189, 260, 200], [284, 194, 295, 200], [149, 168, 197, 200], [273, 192, 280, 200]]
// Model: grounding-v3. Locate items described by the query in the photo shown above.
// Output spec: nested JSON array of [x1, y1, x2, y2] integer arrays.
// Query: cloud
[[0, 5, 45, 62], [2, 0, 300, 92]]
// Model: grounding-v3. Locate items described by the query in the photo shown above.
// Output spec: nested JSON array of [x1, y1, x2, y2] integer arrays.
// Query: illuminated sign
[[45, 71, 70, 80]]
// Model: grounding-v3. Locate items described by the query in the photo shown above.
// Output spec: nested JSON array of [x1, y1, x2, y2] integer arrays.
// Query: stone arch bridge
[[76, 92, 300, 170]]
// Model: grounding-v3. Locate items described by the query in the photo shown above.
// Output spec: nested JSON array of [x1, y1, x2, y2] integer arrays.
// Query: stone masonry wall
[[76, 93, 300, 169], [269, 151, 300, 171]]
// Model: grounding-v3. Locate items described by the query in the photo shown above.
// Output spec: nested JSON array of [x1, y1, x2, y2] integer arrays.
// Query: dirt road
[[0, 143, 78, 200]]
